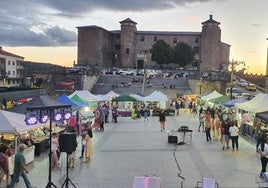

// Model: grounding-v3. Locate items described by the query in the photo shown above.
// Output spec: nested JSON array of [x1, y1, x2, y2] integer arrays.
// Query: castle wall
[[77, 16, 230, 71]]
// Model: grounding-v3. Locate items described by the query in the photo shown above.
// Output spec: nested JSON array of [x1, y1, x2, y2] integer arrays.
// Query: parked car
[[245, 83, 257, 91], [226, 87, 243, 99], [236, 92, 251, 100], [237, 79, 248, 87]]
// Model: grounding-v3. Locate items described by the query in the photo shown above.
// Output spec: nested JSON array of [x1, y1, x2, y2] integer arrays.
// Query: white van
[[226, 87, 243, 99]]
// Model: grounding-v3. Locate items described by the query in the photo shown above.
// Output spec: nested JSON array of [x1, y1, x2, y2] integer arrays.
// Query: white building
[[0, 46, 24, 87]]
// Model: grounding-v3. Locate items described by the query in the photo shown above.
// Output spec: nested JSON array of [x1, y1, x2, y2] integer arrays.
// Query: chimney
[[209, 15, 213, 19]]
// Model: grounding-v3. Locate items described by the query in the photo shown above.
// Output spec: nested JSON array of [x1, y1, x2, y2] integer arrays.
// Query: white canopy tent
[[200, 90, 223, 101], [105, 90, 120, 99], [0, 110, 46, 134], [69, 90, 99, 101], [143, 91, 168, 109], [235, 93, 268, 113]]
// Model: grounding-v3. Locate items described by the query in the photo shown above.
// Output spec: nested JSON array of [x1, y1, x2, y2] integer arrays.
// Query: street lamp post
[[265, 38, 268, 93], [141, 53, 147, 94], [228, 59, 245, 99], [197, 78, 203, 94]]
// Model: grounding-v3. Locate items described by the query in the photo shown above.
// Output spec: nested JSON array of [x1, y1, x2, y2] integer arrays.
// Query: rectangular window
[[13, 61, 15, 65], [153, 36, 158, 42], [13, 80, 15, 84], [126, 48, 130, 54], [13, 71, 15, 75], [115, 45, 120, 50], [194, 46, 199, 53], [140, 36, 145, 42], [195, 37, 199, 43], [173, 38, 177, 43], [8, 61, 10, 65]]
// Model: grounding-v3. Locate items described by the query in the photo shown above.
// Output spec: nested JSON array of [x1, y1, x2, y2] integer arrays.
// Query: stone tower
[[119, 18, 137, 68], [200, 15, 222, 71]]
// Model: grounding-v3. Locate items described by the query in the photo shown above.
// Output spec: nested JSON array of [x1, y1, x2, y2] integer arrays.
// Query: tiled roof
[[0, 47, 24, 59], [202, 15, 220, 25], [119, 18, 137, 24]]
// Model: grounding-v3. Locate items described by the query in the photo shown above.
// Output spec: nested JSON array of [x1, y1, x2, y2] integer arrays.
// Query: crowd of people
[[194, 105, 268, 179]]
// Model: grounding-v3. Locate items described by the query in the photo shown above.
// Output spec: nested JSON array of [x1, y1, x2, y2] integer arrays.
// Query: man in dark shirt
[[222, 118, 231, 150]]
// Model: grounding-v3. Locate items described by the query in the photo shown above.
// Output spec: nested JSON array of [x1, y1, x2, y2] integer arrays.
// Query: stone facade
[[77, 15, 230, 71]]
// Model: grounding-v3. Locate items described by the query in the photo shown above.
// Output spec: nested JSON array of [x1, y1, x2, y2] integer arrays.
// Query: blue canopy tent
[[57, 93, 88, 110], [221, 98, 247, 108]]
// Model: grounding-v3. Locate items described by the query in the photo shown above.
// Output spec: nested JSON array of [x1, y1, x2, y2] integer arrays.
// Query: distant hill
[[21, 61, 65, 74]]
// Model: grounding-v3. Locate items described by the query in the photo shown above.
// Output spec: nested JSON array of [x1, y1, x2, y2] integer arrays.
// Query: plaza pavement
[[6, 110, 265, 188]]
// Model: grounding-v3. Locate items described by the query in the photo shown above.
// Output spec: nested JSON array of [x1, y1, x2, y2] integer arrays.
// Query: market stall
[[5, 95, 69, 156], [255, 111, 268, 130], [200, 90, 223, 101], [112, 95, 137, 117], [0, 110, 46, 163], [234, 94, 268, 136], [142, 91, 171, 116]]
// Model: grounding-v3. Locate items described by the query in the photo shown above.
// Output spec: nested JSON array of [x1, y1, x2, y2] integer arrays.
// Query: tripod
[[45, 151, 57, 188], [61, 153, 77, 188]]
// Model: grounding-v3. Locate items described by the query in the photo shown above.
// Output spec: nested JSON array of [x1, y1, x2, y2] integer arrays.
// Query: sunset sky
[[1, 0, 268, 74]]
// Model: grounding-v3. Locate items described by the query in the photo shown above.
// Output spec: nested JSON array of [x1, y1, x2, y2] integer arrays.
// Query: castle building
[[0, 46, 24, 87], [77, 15, 230, 71]]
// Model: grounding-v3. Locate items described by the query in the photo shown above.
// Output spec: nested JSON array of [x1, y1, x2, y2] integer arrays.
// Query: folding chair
[[196, 177, 219, 188]]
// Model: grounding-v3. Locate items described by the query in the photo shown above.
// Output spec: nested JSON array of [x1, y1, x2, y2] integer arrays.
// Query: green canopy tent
[[70, 94, 88, 104], [112, 95, 137, 102], [208, 95, 230, 104]]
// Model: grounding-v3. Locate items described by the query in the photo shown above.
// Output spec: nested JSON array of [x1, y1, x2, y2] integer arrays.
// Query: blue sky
[[1, 0, 267, 74]]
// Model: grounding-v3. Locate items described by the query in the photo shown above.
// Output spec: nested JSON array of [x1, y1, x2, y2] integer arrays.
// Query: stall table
[[118, 111, 131, 117], [33, 138, 49, 156]]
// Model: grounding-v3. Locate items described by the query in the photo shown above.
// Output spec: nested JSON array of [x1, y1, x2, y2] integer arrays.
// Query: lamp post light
[[197, 78, 204, 94], [141, 52, 150, 94], [228, 59, 245, 99]]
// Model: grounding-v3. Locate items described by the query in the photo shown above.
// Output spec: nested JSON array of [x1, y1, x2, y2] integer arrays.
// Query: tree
[[150, 40, 173, 68], [173, 42, 195, 67]]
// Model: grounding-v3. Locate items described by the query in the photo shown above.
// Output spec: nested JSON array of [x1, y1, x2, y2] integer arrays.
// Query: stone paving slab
[[4, 111, 265, 188]]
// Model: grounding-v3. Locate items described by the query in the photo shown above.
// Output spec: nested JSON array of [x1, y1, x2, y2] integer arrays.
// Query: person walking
[[258, 138, 268, 177], [112, 106, 118, 123], [229, 121, 240, 151], [0, 145, 10, 187], [205, 111, 212, 141], [213, 114, 221, 141], [51, 132, 60, 170], [9, 144, 36, 188], [143, 111, 149, 122], [103, 104, 110, 123], [82, 132, 94, 163], [159, 109, 166, 131], [198, 111, 205, 132], [80, 124, 93, 159], [222, 116, 232, 150], [254, 123, 263, 152], [241, 112, 249, 135]]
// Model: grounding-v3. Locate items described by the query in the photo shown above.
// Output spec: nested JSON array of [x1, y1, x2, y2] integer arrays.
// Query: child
[[144, 111, 149, 122]]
